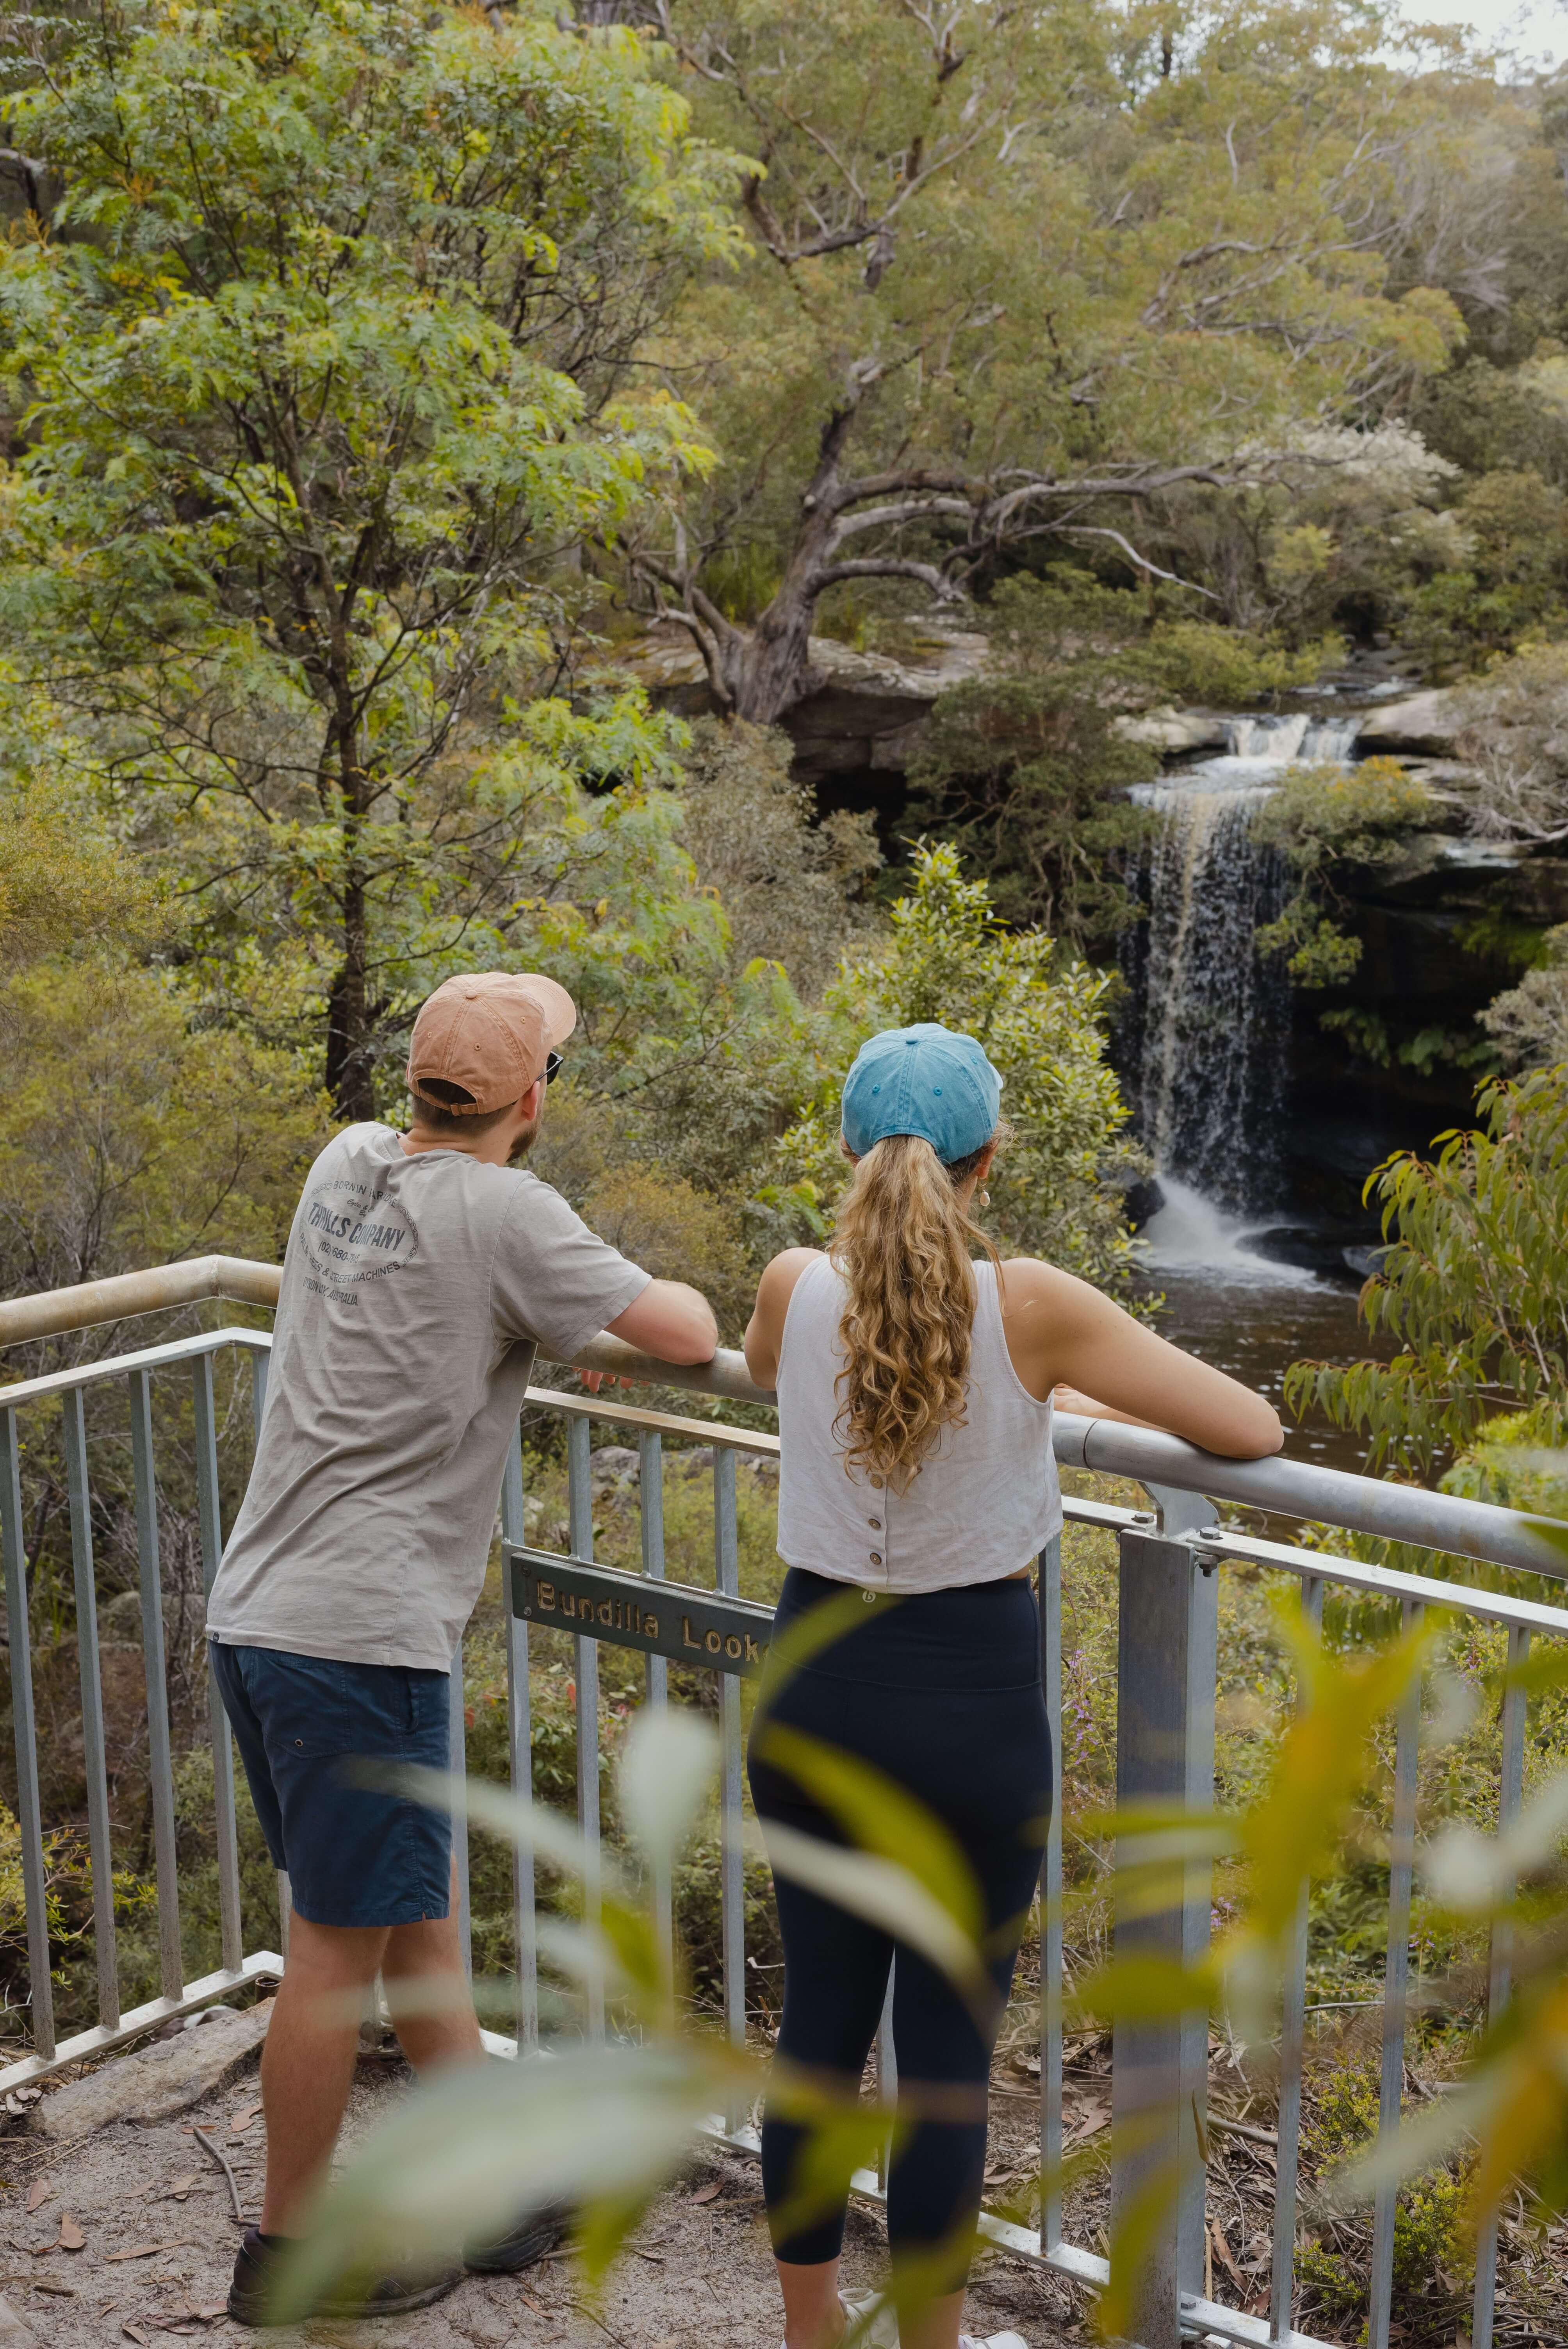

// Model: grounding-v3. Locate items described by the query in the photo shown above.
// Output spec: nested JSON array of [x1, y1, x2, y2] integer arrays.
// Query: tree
[[1481, 927, 1568, 1073], [623, 0, 1465, 721], [0, 0, 743, 1115], [1285, 1068, 1568, 1481], [766, 841, 1146, 1295]]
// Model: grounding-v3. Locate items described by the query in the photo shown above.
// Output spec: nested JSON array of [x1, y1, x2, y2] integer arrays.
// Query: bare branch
[[1053, 526, 1222, 600]]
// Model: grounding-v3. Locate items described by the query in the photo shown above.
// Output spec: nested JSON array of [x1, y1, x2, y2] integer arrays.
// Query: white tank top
[[774, 1254, 1062, 1592]]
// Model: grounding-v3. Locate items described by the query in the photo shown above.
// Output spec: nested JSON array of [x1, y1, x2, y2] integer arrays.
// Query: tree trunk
[[323, 868, 375, 1122], [323, 736, 377, 1121], [717, 486, 842, 724], [720, 579, 823, 724]]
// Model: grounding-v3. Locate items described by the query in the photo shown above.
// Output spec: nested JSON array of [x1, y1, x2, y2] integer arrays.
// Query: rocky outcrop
[[1113, 706, 1229, 753], [1337, 833, 1568, 919], [607, 624, 989, 782], [1355, 688, 1467, 755]]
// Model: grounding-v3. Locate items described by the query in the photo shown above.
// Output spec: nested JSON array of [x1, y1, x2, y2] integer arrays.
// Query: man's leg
[[259, 1916, 390, 2237], [381, 1865, 484, 2071]]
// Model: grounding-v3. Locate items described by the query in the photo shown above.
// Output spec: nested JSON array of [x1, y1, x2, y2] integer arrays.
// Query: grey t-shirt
[[207, 1123, 649, 1670]]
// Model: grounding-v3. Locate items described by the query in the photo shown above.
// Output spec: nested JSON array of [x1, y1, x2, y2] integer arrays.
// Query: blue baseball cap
[[841, 1024, 1003, 1164]]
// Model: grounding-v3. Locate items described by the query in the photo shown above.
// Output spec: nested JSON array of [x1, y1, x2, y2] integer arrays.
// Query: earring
[[978, 1186, 990, 1205]]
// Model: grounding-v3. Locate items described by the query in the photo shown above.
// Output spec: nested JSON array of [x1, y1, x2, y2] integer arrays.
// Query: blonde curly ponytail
[[832, 1133, 1001, 1494]]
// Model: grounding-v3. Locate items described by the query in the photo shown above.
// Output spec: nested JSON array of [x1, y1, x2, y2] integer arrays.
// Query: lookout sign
[[506, 1546, 773, 1677]]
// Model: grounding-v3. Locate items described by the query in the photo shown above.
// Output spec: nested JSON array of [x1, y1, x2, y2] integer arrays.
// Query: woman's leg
[[883, 1710, 1049, 2349], [884, 1928, 1032, 2349], [761, 1868, 895, 2349]]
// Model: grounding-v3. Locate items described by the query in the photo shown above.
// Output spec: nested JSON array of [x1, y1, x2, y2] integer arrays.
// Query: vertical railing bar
[[1, 1409, 55, 2061], [62, 1388, 119, 2032], [638, 1429, 673, 1986], [1270, 1572, 1323, 2344], [246, 1353, 288, 1958], [192, 1353, 243, 1975], [449, 1645, 471, 1976], [715, 1449, 745, 2086], [568, 1417, 604, 2044], [128, 1369, 184, 2004], [1039, 1532, 1064, 2251], [501, 1422, 536, 2052], [1368, 1598, 1422, 2349], [1472, 1622, 1529, 2349]]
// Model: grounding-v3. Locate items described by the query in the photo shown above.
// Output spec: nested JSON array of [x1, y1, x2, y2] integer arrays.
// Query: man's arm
[[606, 1280, 718, 1367]]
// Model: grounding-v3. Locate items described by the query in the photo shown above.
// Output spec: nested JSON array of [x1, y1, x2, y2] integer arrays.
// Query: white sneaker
[[839, 2292, 895, 2347], [779, 2294, 896, 2349], [959, 2333, 1028, 2349]]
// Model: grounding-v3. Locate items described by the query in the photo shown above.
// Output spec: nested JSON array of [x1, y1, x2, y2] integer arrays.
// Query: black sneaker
[[227, 2225, 463, 2327], [463, 2203, 569, 2275]]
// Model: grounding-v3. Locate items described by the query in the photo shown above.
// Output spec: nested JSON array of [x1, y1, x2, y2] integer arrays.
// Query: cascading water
[[1120, 711, 1362, 1236]]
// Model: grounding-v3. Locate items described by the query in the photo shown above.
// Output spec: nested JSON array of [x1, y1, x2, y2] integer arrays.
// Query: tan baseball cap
[[407, 971, 577, 1115]]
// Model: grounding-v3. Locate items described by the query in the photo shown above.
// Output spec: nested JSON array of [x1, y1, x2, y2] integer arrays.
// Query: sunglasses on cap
[[543, 1051, 563, 1085]]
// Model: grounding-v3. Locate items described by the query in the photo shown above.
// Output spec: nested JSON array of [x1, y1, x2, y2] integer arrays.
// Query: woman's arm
[[1001, 1261, 1283, 1458], [743, 1249, 821, 1390]]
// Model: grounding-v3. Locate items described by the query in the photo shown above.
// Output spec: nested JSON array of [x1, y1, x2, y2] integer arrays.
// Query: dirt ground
[[0, 2051, 1088, 2349]]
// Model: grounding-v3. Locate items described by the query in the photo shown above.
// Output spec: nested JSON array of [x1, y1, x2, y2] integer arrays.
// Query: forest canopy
[[0, 0, 1564, 1312]]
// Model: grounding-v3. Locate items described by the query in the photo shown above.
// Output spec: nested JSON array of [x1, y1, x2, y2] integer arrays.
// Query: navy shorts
[[210, 1641, 453, 1929]]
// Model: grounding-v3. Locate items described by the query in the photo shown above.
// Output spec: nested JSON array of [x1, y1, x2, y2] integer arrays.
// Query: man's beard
[[506, 1115, 542, 1167]]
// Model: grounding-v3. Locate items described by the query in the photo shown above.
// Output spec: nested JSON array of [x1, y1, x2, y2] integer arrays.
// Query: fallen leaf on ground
[[633, 2249, 666, 2262], [32, 2281, 73, 2296], [194, 2307, 228, 2321], [107, 2240, 192, 2263], [24, 2182, 51, 2214], [518, 2288, 548, 2315], [1062, 2098, 1110, 2149], [123, 2326, 149, 2345], [58, 2213, 84, 2252], [688, 2181, 722, 2205], [1208, 2218, 1247, 2297]]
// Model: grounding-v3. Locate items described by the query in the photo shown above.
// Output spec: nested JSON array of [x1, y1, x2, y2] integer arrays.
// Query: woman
[[744, 1023, 1282, 2349]]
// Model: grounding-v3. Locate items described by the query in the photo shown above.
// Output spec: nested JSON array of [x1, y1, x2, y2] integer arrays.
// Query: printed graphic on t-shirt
[[300, 1173, 419, 1290]]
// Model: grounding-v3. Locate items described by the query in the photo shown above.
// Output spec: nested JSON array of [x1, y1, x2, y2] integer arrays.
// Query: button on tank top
[[774, 1254, 1063, 1592]]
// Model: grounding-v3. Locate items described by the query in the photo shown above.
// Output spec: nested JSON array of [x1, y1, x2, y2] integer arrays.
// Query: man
[[206, 971, 717, 2325]]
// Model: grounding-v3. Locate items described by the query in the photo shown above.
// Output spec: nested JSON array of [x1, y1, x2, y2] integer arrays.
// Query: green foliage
[[1256, 898, 1365, 989], [0, 952, 328, 1299], [1400, 471, 1568, 674], [633, 0, 1468, 713], [1285, 1068, 1568, 1480], [1252, 759, 1441, 878], [767, 842, 1144, 1294], [1252, 758, 1440, 997], [0, 0, 743, 1113]]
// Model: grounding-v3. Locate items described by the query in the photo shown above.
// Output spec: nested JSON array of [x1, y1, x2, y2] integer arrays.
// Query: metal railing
[[1, 1265, 1564, 2349]]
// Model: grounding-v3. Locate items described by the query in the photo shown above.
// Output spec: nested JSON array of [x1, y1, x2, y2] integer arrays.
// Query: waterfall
[[1120, 710, 1362, 1219]]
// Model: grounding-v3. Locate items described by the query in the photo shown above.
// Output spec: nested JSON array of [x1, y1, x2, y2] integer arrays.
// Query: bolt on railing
[[1, 1262, 1564, 2349]]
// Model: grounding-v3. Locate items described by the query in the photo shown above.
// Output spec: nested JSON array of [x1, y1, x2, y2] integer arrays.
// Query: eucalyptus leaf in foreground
[[271, 2042, 733, 2320]]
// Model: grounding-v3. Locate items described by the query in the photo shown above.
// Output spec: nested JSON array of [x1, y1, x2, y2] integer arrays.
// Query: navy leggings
[[747, 1569, 1051, 2285]]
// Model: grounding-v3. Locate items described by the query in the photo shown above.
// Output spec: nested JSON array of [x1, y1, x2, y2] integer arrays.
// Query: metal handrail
[[0, 1281, 1563, 2349], [4, 1253, 1561, 1578], [0, 1254, 280, 1347]]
